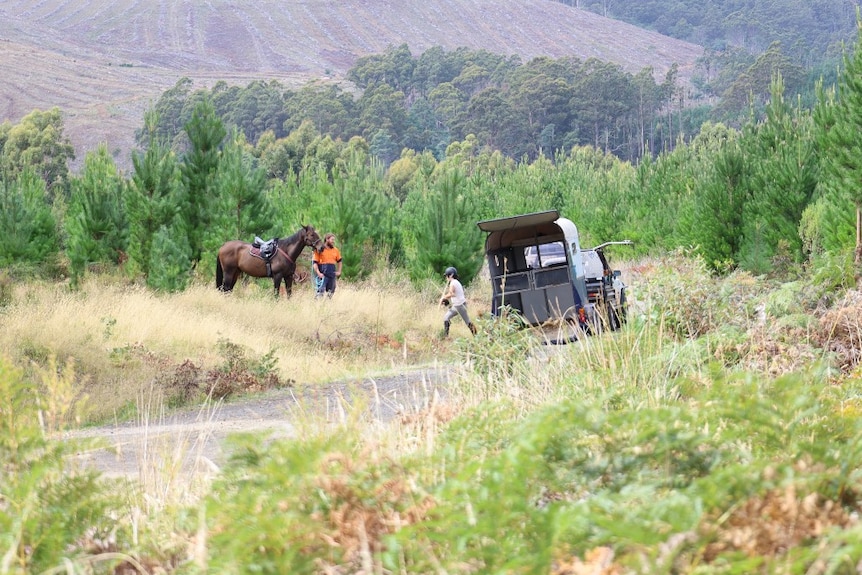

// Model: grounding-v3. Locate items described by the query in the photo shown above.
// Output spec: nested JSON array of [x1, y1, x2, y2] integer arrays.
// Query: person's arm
[[335, 258, 342, 277], [440, 284, 454, 304], [313, 259, 322, 278]]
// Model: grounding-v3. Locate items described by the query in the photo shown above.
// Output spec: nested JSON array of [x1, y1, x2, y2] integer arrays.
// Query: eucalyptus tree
[[259, 122, 313, 182], [631, 67, 665, 157], [571, 59, 638, 157], [428, 82, 469, 141], [368, 129, 397, 166], [348, 43, 416, 93], [282, 84, 357, 140], [507, 57, 576, 158], [143, 77, 194, 149], [356, 83, 409, 144], [714, 43, 807, 127], [464, 88, 518, 156], [0, 108, 74, 201], [412, 46, 466, 96], [225, 79, 287, 143], [403, 97, 449, 159]]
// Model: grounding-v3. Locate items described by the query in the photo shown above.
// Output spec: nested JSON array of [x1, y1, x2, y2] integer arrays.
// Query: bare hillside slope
[[0, 0, 703, 170]]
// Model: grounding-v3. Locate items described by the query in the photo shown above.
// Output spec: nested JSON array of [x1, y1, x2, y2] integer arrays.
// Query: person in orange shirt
[[312, 233, 342, 298]]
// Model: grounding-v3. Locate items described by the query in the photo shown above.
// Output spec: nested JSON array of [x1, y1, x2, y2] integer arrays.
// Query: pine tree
[[180, 99, 226, 266], [689, 141, 748, 269], [811, 82, 856, 255], [737, 75, 816, 274], [328, 153, 402, 278], [0, 170, 58, 266], [409, 169, 484, 285], [815, 24, 862, 267], [212, 136, 274, 242], [127, 112, 182, 277], [65, 145, 127, 287], [147, 220, 192, 292]]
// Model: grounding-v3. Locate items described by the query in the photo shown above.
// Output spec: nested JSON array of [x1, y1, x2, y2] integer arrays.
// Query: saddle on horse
[[252, 236, 278, 261]]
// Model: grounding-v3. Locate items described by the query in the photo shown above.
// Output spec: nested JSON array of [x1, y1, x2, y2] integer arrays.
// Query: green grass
[[2, 257, 862, 573]]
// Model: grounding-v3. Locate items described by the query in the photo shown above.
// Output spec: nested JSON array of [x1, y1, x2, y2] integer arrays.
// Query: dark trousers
[[317, 263, 337, 295]]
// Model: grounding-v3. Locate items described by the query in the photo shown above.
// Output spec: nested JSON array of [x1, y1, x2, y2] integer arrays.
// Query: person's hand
[[336, 271, 341, 277]]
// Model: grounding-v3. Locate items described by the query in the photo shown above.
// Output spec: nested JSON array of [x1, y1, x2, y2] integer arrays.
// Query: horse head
[[304, 225, 324, 253]]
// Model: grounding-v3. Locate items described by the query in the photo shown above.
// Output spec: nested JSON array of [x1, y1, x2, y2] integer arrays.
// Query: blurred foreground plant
[[0, 357, 133, 573]]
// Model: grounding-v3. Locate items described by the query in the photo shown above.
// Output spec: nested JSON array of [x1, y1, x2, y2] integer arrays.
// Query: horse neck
[[277, 232, 305, 260]]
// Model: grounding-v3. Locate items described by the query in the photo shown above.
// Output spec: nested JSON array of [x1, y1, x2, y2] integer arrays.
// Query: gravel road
[[66, 365, 451, 478]]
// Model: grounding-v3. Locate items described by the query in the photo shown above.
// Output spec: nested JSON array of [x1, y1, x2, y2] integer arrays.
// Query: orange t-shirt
[[313, 246, 342, 266]]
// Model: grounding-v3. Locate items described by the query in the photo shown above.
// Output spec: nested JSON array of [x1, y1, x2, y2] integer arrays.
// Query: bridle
[[307, 231, 323, 253], [278, 228, 322, 266]]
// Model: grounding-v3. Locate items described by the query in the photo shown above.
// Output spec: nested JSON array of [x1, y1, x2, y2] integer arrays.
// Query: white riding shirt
[[449, 278, 466, 306]]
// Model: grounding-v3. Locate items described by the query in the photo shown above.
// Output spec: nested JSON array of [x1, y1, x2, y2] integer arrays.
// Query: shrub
[[0, 271, 12, 307], [0, 357, 126, 573], [204, 434, 433, 573]]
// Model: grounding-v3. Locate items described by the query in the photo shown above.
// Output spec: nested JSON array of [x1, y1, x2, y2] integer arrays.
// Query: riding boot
[[469, 322, 477, 336], [442, 320, 450, 338]]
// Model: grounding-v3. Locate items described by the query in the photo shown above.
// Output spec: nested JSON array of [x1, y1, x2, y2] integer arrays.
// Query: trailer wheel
[[610, 290, 628, 330]]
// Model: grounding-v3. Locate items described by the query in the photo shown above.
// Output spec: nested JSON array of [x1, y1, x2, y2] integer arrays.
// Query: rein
[[277, 246, 294, 265]]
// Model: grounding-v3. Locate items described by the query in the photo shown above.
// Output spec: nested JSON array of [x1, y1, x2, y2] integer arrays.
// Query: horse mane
[[277, 226, 305, 250]]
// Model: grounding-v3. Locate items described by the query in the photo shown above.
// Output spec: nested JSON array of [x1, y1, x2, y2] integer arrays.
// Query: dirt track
[[66, 365, 451, 478]]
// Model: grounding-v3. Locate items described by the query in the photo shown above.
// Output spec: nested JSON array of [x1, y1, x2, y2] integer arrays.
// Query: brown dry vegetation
[[0, 0, 703, 170], [6, 257, 862, 572], [0, 270, 460, 423]]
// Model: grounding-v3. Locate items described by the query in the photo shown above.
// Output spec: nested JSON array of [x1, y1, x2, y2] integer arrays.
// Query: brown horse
[[216, 225, 323, 297]]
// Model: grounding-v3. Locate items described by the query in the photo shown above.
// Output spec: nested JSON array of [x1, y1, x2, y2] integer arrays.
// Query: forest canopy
[[142, 37, 831, 171], [4, 23, 862, 292]]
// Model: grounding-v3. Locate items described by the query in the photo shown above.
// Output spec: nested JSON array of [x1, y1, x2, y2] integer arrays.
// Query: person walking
[[312, 233, 342, 298], [439, 266, 477, 337]]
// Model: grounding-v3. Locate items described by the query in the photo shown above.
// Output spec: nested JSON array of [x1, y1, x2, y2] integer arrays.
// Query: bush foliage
[[2, 255, 862, 572]]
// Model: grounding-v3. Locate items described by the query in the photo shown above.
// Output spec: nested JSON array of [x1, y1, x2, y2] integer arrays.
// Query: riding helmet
[[444, 266, 458, 277]]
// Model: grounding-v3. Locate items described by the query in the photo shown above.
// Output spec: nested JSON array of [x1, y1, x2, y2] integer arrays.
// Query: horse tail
[[216, 255, 224, 290]]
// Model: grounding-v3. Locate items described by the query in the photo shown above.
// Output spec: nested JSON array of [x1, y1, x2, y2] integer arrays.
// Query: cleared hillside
[[0, 0, 703, 171]]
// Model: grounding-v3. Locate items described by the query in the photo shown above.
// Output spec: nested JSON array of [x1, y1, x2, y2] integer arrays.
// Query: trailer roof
[[476, 210, 560, 233]]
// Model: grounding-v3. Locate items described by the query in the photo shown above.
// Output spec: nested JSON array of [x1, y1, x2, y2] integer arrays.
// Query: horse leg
[[273, 274, 282, 298], [223, 268, 239, 292], [284, 276, 294, 298]]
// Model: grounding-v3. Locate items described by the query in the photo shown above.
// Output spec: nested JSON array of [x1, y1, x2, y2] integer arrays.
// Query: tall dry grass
[[0, 272, 473, 423], [7, 255, 862, 573]]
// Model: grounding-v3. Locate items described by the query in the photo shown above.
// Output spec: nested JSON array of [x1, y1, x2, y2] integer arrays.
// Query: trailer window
[[524, 242, 567, 269]]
